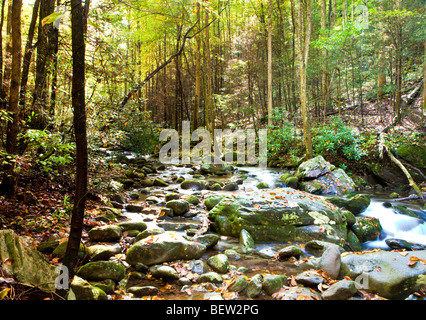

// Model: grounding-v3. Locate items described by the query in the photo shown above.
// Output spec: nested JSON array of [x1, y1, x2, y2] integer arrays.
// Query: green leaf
[[42, 12, 64, 27]]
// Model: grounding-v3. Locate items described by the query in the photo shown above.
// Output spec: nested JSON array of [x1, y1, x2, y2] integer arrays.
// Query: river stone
[[118, 221, 147, 232], [180, 180, 205, 190], [88, 224, 122, 242], [207, 254, 230, 274], [351, 216, 382, 243], [247, 274, 263, 298], [228, 276, 248, 292], [135, 228, 165, 241], [149, 265, 179, 280], [127, 286, 159, 297], [0, 229, 57, 291], [300, 168, 356, 195], [52, 240, 88, 259], [200, 156, 233, 175], [272, 285, 321, 300], [385, 238, 426, 251], [295, 270, 324, 287], [154, 178, 169, 187], [126, 232, 207, 266], [187, 195, 200, 205], [318, 246, 341, 279], [328, 194, 371, 215], [165, 193, 180, 201], [223, 182, 238, 191], [208, 188, 356, 246], [37, 238, 60, 254], [89, 279, 115, 294], [69, 276, 108, 300], [87, 243, 121, 261], [166, 200, 190, 215], [192, 234, 219, 249], [239, 229, 255, 253], [262, 274, 287, 295], [305, 240, 345, 256], [339, 250, 426, 299], [256, 182, 270, 189], [322, 279, 357, 300], [125, 204, 144, 212], [204, 195, 225, 210], [197, 272, 223, 284], [276, 245, 302, 260], [76, 261, 126, 282], [296, 155, 334, 180], [189, 260, 209, 275]]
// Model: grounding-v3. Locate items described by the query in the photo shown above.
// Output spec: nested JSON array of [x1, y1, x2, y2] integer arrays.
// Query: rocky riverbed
[[3, 155, 426, 300]]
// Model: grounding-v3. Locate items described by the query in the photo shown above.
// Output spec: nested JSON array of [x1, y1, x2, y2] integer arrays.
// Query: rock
[[51, 240, 88, 260], [88, 225, 122, 242], [209, 183, 222, 191], [351, 216, 382, 243], [262, 274, 287, 295], [318, 246, 341, 279], [272, 285, 322, 300], [139, 179, 154, 187], [189, 260, 208, 275], [0, 230, 57, 290], [166, 200, 190, 215], [339, 250, 426, 299], [246, 274, 263, 298], [187, 195, 200, 205], [154, 178, 169, 187], [125, 204, 144, 212], [239, 229, 255, 253], [322, 280, 357, 300], [204, 195, 225, 210], [37, 238, 60, 254], [197, 272, 223, 284], [390, 192, 400, 199], [207, 254, 230, 274], [126, 232, 206, 265], [127, 286, 159, 297], [180, 180, 205, 190], [149, 265, 179, 280], [295, 270, 324, 287], [228, 276, 248, 292], [385, 238, 426, 251], [300, 168, 356, 195], [397, 144, 426, 169], [90, 279, 115, 294], [200, 156, 233, 175], [276, 245, 302, 260], [208, 188, 357, 246], [165, 193, 180, 201], [224, 249, 241, 261], [76, 261, 126, 282], [69, 276, 108, 300], [111, 194, 125, 204], [192, 234, 219, 249], [145, 196, 161, 203], [305, 240, 345, 256], [284, 176, 299, 189], [223, 182, 238, 191], [296, 155, 334, 180], [256, 182, 269, 189], [87, 243, 121, 261], [118, 221, 147, 232], [135, 228, 165, 241], [327, 194, 371, 215]]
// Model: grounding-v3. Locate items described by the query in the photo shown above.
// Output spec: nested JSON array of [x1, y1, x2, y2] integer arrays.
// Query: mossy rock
[[256, 182, 270, 189], [166, 199, 190, 215], [165, 193, 180, 202], [397, 144, 426, 169], [76, 261, 126, 282], [204, 195, 225, 210], [69, 276, 108, 300], [328, 194, 371, 215], [52, 240, 88, 260], [88, 225, 122, 242], [187, 195, 200, 205], [351, 216, 382, 243]]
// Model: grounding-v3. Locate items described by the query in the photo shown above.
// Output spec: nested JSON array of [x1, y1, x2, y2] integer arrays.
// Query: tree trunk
[[192, 2, 201, 131], [320, 0, 327, 121], [267, 0, 273, 127], [1, 0, 22, 196], [63, 0, 88, 279], [205, 5, 213, 132], [0, 0, 6, 92], [19, 0, 40, 111], [423, 40, 426, 116]]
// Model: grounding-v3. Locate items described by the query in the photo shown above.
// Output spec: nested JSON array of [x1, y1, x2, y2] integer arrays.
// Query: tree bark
[[1, 0, 22, 196], [267, 0, 273, 127], [63, 0, 88, 279], [192, 2, 201, 131]]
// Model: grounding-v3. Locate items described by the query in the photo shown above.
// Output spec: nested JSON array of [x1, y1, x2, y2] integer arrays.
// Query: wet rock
[[165, 193, 180, 201], [239, 229, 255, 253], [385, 238, 426, 251], [224, 249, 241, 261], [295, 271, 324, 287], [111, 194, 125, 204], [339, 250, 426, 299], [296, 155, 334, 180], [197, 272, 223, 284], [149, 265, 179, 280], [318, 246, 341, 279], [228, 276, 248, 292], [180, 180, 205, 190], [125, 204, 144, 212], [135, 228, 165, 241], [327, 194, 371, 215], [166, 200, 190, 215], [192, 234, 219, 249], [322, 280, 357, 300], [246, 274, 263, 298], [37, 238, 60, 254], [262, 274, 287, 295], [256, 182, 269, 189], [126, 232, 206, 266], [88, 225, 122, 242], [207, 254, 230, 274], [200, 156, 233, 175], [204, 195, 225, 210], [351, 216, 382, 243], [276, 245, 302, 260], [223, 182, 238, 191], [89, 279, 115, 294], [154, 178, 169, 187], [127, 286, 159, 297], [118, 221, 147, 232], [76, 261, 126, 282], [52, 240, 88, 260], [189, 260, 209, 274], [87, 243, 121, 261], [187, 195, 200, 205], [305, 240, 345, 256]]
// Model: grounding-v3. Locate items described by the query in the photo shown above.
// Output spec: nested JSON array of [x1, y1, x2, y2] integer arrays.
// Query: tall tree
[[291, 0, 313, 159], [267, 0, 273, 126], [0, 0, 22, 195], [63, 0, 88, 279], [192, 1, 201, 131]]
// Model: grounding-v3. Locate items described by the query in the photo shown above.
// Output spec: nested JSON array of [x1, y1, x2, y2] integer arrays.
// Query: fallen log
[[390, 194, 426, 202]]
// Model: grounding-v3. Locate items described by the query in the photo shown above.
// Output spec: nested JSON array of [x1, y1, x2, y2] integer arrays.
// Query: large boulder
[[208, 188, 357, 247], [126, 232, 207, 266], [76, 261, 126, 282], [397, 144, 426, 169], [327, 194, 371, 215], [0, 229, 56, 290], [88, 225, 122, 242], [339, 250, 426, 299], [297, 156, 356, 195]]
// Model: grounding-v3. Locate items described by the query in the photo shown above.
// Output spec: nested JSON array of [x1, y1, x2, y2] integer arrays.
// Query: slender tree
[[267, 0, 273, 126]]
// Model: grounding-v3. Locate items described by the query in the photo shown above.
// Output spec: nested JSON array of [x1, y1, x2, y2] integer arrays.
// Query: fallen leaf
[[0, 288, 10, 300]]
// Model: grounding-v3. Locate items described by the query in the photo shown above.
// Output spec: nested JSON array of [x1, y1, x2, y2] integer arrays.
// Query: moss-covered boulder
[[208, 188, 357, 247], [351, 216, 382, 243], [296, 155, 335, 180], [262, 274, 287, 295], [52, 240, 88, 260], [180, 180, 205, 190], [207, 254, 230, 274], [76, 261, 126, 282], [166, 199, 190, 215], [87, 243, 121, 261], [397, 144, 426, 169], [69, 276, 108, 300], [88, 224, 122, 242], [200, 156, 233, 175], [327, 194, 371, 215], [126, 232, 206, 266], [204, 195, 225, 210], [0, 230, 57, 291]]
